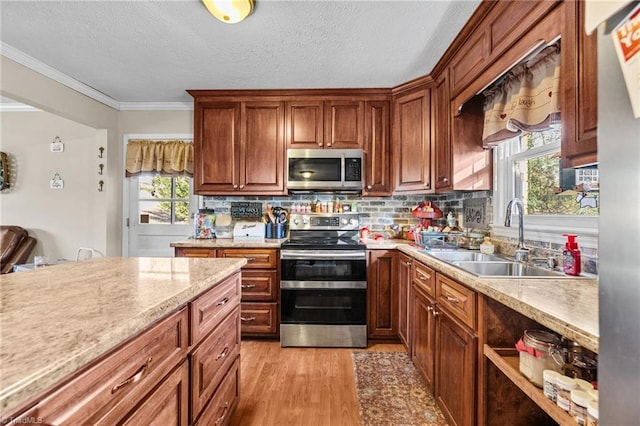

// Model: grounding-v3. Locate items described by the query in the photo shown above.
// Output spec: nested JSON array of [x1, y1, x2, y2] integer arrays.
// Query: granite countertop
[[170, 238, 288, 248], [0, 256, 246, 414], [368, 241, 599, 353]]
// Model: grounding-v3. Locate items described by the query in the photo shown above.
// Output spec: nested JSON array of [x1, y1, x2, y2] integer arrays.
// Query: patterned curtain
[[482, 43, 561, 147], [125, 140, 194, 177]]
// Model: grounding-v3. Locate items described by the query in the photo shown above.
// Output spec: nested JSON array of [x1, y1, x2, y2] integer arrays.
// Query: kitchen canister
[[556, 375, 577, 412], [543, 369, 563, 402], [570, 389, 590, 425], [516, 330, 564, 387]]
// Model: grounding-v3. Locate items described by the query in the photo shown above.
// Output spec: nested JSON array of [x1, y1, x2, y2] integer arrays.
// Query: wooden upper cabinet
[[450, 29, 489, 97], [194, 102, 241, 193], [324, 100, 365, 149], [286, 101, 325, 148], [393, 85, 433, 193], [561, 0, 598, 168], [363, 100, 392, 196], [240, 101, 286, 193], [450, 95, 492, 191], [433, 71, 452, 192], [286, 100, 364, 149], [192, 98, 285, 195]]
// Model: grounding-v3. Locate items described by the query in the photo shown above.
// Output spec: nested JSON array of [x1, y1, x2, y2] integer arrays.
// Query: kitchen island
[[0, 256, 246, 423]]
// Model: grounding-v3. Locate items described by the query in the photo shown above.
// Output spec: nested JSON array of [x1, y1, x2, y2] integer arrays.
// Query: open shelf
[[483, 345, 575, 426]]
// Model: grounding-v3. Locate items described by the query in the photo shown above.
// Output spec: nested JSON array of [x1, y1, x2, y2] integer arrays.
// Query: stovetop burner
[[283, 213, 365, 250]]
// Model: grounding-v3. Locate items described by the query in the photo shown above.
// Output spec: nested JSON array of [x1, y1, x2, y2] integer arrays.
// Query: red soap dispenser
[[562, 234, 581, 276]]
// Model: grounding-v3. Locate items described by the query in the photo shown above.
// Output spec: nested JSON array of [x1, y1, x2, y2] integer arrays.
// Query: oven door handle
[[281, 280, 367, 289], [281, 250, 366, 260]]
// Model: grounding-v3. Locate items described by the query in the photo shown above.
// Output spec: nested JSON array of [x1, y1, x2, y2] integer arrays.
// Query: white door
[[127, 174, 198, 257]]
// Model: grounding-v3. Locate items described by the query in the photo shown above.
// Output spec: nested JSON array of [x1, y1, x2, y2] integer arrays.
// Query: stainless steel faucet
[[504, 198, 529, 262]]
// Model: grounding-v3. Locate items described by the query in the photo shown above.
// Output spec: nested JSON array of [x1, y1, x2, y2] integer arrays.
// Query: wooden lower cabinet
[[367, 250, 398, 339], [408, 266, 478, 426], [8, 273, 242, 426], [120, 362, 189, 426], [175, 247, 281, 338], [435, 309, 477, 426], [195, 357, 240, 426], [411, 284, 436, 391], [398, 253, 413, 348]]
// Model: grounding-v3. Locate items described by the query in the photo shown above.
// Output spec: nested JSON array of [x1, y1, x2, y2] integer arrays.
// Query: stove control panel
[[289, 213, 360, 230]]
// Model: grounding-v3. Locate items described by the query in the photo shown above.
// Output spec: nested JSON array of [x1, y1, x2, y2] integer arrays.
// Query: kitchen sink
[[427, 251, 505, 263], [451, 261, 566, 278]]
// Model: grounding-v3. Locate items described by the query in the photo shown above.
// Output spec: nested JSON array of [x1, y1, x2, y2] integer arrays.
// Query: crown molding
[[1, 42, 120, 110], [0, 103, 40, 112], [119, 102, 193, 111]]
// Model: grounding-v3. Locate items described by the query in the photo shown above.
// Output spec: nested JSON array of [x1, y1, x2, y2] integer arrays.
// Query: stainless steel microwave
[[287, 149, 363, 192]]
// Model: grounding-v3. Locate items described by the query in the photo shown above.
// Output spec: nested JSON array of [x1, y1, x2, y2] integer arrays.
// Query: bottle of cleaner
[[480, 237, 495, 254], [562, 234, 581, 276]]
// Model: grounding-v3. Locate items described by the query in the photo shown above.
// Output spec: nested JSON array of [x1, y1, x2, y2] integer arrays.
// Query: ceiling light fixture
[[202, 0, 254, 24]]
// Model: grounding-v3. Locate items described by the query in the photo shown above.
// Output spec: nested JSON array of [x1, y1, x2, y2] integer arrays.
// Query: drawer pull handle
[[241, 284, 257, 289], [241, 316, 256, 322], [426, 306, 433, 312], [445, 295, 460, 304], [246, 257, 256, 262], [216, 346, 230, 361], [214, 402, 230, 425], [216, 297, 229, 306], [111, 357, 152, 394], [418, 273, 429, 281]]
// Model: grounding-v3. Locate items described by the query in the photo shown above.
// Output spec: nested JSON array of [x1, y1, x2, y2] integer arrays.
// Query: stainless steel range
[[280, 213, 367, 348]]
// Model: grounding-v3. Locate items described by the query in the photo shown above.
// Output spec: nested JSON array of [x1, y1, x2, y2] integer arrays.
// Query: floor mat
[[352, 351, 448, 426]]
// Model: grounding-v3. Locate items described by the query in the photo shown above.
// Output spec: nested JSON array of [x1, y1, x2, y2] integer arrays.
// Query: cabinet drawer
[[240, 302, 278, 335], [19, 308, 189, 425], [120, 361, 189, 426], [195, 356, 240, 426], [241, 270, 278, 301], [174, 247, 216, 258], [218, 249, 278, 269], [412, 262, 435, 297], [190, 306, 240, 423], [436, 274, 477, 330], [190, 272, 241, 345]]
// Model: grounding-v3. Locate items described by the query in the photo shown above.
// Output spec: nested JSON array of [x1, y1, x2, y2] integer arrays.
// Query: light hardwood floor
[[230, 340, 405, 426]]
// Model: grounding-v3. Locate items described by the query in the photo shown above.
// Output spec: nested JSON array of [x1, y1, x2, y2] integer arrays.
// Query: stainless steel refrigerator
[[598, 24, 640, 425]]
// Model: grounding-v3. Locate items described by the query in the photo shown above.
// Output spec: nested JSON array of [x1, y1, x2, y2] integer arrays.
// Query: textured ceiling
[[0, 0, 480, 104]]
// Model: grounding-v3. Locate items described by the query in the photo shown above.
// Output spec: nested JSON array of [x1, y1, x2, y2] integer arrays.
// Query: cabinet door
[[398, 253, 412, 349], [450, 95, 492, 190], [363, 100, 392, 196], [367, 250, 398, 339], [194, 102, 241, 193], [324, 100, 364, 149], [120, 362, 189, 426], [435, 312, 477, 426], [286, 101, 325, 148], [433, 71, 452, 192], [240, 101, 286, 193], [561, 0, 597, 168], [174, 247, 216, 258], [393, 87, 432, 192], [411, 285, 436, 391]]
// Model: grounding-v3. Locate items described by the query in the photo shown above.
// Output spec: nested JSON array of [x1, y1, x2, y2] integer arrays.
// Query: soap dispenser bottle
[[562, 234, 581, 275]]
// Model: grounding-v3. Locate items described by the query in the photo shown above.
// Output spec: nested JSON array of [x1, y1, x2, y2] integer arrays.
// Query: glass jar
[[517, 330, 564, 387]]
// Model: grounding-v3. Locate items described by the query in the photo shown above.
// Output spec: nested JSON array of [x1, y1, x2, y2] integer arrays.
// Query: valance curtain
[[482, 43, 561, 147], [125, 140, 194, 177]]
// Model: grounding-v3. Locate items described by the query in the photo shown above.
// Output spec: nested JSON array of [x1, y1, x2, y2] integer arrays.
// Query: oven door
[[281, 283, 367, 325], [280, 249, 367, 283]]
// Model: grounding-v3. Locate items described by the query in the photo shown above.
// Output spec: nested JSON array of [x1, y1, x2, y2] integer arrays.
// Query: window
[[137, 174, 191, 224], [493, 130, 598, 247]]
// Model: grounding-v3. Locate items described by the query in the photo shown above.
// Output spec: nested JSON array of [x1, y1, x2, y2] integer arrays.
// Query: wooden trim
[[391, 74, 433, 96], [188, 88, 391, 100]]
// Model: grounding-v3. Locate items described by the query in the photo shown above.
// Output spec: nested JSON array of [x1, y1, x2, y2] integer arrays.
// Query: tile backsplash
[[202, 191, 492, 232], [202, 190, 597, 274]]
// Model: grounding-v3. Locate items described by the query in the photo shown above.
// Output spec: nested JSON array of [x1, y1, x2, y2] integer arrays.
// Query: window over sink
[[492, 129, 598, 248]]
